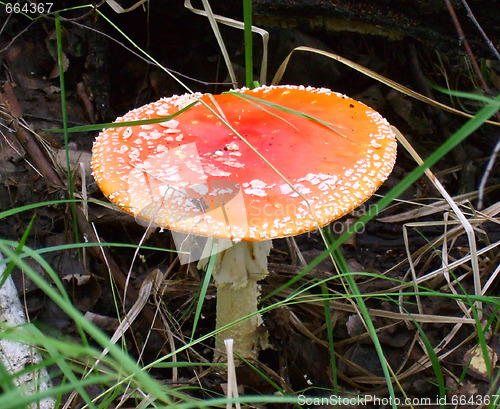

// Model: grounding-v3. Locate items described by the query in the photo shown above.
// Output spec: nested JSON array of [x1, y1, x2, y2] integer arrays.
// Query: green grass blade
[[320, 227, 345, 395], [191, 242, 218, 341], [410, 318, 446, 404], [0, 241, 179, 267], [0, 214, 35, 287], [47, 101, 197, 133], [0, 199, 81, 220], [321, 282, 338, 395], [341, 270, 397, 407], [0, 358, 23, 404], [0, 242, 175, 404], [227, 91, 349, 139], [472, 305, 493, 378], [431, 83, 500, 106], [55, 13, 79, 249], [152, 361, 224, 369], [243, 0, 253, 88]]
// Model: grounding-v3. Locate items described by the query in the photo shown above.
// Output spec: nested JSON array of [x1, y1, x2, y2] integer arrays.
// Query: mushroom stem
[[215, 279, 261, 361], [209, 240, 271, 362]]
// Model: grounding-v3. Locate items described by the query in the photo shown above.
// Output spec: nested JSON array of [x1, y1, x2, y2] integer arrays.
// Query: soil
[[0, 1, 499, 407]]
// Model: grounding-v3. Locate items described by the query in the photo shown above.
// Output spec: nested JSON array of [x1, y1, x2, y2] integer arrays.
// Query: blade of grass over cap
[[47, 100, 198, 133], [226, 91, 349, 139]]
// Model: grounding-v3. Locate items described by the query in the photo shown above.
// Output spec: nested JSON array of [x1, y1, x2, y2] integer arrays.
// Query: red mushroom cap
[[91, 85, 397, 241]]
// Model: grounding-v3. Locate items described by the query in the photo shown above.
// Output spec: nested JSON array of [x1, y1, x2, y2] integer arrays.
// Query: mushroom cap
[[91, 85, 397, 241]]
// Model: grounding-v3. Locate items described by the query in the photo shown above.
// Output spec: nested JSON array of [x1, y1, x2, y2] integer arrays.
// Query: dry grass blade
[[184, 0, 269, 86], [185, 0, 238, 87], [393, 126, 482, 314], [401, 224, 424, 315], [62, 269, 162, 409], [441, 213, 471, 317], [407, 240, 499, 288], [330, 300, 475, 324], [478, 137, 500, 209], [224, 338, 241, 409], [0, 104, 64, 188], [279, 288, 475, 324], [377, 186, 498, 223], [399, 322, 476, 381], [393, 209, 495, 273], [482, 261, 500, 294], [106, 0, 147, 13], [272, 46, 500, 126], [104, 269, 163, 356]]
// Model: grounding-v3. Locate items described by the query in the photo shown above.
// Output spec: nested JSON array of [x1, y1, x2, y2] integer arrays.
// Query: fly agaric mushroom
[[91, 85, 397, 361]]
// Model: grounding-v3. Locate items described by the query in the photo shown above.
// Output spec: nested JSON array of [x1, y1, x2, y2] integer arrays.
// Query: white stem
[[211, 241, 271, 362], [215, 279, 261, 361]]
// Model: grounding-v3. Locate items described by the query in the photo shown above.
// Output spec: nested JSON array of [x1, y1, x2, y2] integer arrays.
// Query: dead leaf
[[48, 52, 69, 79], [84, 311, 120, 331], [64, 273, 101, 312], [463, 344, 497, 381], [55, 148, 92, 178], [62, 273, 92, 285], [346, 314, 364, 337]]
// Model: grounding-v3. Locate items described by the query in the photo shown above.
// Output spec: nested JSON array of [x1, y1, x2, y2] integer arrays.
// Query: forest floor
[[0, 1, 499, 408]]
